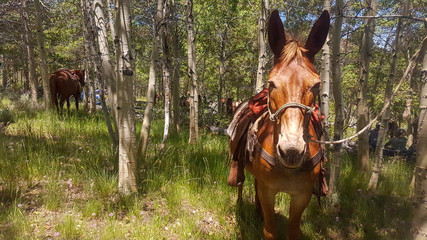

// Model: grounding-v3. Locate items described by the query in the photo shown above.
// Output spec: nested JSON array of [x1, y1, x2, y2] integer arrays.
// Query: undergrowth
[[0, 94, 414, 239]]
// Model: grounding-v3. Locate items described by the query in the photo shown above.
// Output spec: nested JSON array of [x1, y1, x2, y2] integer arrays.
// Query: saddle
[[56, 68, 78, 80], [227, 89, 269, 186], [227, 88, 328, 199]]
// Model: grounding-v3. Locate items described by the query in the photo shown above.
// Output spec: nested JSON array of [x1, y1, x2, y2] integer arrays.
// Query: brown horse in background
[[227, 10, 330, 239], [49, 68, 85, 114]]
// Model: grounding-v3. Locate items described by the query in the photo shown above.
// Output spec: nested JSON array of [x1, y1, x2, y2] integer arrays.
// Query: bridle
[[268, 101, 315, 122], [246, 87, 328, 198], [255, 92, 323, 168], [267, 92, 315, 123]]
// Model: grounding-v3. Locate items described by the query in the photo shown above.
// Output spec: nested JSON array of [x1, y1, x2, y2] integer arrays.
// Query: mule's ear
[[304, 10, 330, 62], [268, 10, 287, 58]]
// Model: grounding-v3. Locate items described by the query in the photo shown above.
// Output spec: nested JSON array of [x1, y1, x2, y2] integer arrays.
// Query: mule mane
[[279, 40, 308, 66]]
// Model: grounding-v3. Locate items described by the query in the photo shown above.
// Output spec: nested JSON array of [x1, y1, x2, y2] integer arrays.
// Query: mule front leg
[[51, 92, 59, 113], [287, 193, 312, 240], [74, 94, 79, 111], [59, 97, 66, 114], [257, 183, 278, 240], [66, 98, 71, 114]]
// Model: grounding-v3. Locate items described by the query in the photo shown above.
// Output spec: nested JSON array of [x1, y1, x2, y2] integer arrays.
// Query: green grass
[[0, 94, 415, 239]]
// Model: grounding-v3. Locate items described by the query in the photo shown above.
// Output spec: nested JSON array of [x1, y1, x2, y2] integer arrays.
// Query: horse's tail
[[48, 73, 57, 94], [49, 73, 59, 109]]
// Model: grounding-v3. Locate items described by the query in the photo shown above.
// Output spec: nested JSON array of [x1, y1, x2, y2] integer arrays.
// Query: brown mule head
[[267, 10, 329, 168], [71, 69, 85, 87]]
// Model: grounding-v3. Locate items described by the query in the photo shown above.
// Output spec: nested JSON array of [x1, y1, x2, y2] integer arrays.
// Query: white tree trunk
[[161, 2, 172, 148], [329, 0, 344, 196], [138, 0, 164, 159], [115, 0, 137, 195], [412, 37, 427, 240], [161, 51, 171, 148], [357, 0, 378, 171], [170, 0, 181, 133], [255, 0, 269, 94], [368, 0, 409, 191], [320, 0, 331, 138], [93, 0, 118, 147], [81, 0, 97, 113], [186, 0, 198, 144], [21, 2, 38, 104], [34, 0, 52, 110], [83, 60, 89, 111]]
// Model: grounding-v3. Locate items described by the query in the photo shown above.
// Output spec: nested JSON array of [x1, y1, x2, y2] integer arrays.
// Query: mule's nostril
[[289, 148, 302, 159], [279, 147, 302, 158], [277, 145, 305, 168], [278, 148, 286, 158]]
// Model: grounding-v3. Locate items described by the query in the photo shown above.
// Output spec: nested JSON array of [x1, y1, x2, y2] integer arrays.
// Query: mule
[[228, 10, 330, 239], [49, 68, 85, 114]]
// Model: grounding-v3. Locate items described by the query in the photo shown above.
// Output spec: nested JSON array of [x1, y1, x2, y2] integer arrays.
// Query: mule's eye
[[268, 81, 276, 89], [310, 83, 320, 94]]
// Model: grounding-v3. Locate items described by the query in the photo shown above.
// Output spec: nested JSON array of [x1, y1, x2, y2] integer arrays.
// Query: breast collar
[[247, 110, 325, 171]]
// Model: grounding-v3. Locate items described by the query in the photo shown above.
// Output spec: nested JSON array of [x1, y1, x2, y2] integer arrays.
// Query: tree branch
[[341, 15, 427, 23]]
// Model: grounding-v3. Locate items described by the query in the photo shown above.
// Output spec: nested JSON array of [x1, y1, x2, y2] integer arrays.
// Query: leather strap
[[254, 141, 277, 167], [253, 137, 323, 171]]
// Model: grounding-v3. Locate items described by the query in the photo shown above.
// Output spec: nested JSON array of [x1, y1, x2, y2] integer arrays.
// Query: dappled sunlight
[[0, 95, 417, 239]]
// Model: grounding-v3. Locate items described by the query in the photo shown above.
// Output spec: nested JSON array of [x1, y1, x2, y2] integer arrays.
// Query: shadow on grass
[[0, 111, 116, 207], [234, 196, 295, 240], [304, 157, 413, 240]]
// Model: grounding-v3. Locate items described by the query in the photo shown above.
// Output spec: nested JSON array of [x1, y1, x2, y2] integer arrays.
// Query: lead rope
[[309, 60, 412, 145]]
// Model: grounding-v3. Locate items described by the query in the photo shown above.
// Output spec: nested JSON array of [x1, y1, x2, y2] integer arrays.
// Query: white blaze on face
[[276, 107, 306, 168]]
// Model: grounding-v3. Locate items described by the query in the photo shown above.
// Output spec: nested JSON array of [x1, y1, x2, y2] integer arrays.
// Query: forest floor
[[0, 93, 415, 239]]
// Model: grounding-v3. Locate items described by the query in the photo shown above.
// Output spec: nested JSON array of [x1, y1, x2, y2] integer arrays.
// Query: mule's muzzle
[[277, 144, 306, 168]]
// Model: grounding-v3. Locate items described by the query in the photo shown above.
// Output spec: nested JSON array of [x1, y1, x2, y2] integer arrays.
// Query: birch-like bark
[[329, 0, 344, 195], [138, 0, 163, 158], [357, 0, 378, 171], [170, 0, 181, 133], [80, 1, 90, 113], [81, 0, 96, 113], [255, 0, 269, 94], [161, 42, 171, 148], [115, 0, 137, 194], [161, 3, 172, 148], [106, 0, 118, 120], [403, 98, 413, 145], [21, 2, 38, 103], [94, 0, 116, 106], [83, 61, 89, 111], [22, 42, 30, 92], [34, 0, 52, 110], [412, 36, 427, 240], [186, 0, 198, 143], [368, 0, 409, 191], [320, 0, 331, 138], [93, 0, 118, 147]]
